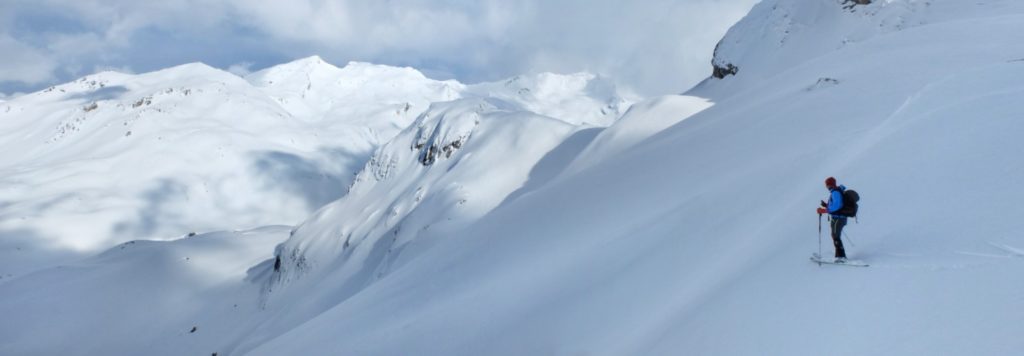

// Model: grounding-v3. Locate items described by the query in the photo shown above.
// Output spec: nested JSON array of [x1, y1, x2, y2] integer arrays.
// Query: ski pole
[[844, 230, 856, 248], [818, 213, 822, 258]]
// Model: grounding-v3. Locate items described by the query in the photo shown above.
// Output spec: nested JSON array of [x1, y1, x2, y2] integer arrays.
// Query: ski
[[810, 253, 869, 267]]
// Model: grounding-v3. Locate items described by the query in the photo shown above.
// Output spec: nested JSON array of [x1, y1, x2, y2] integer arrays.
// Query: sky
[[0, 0, 758, 98]]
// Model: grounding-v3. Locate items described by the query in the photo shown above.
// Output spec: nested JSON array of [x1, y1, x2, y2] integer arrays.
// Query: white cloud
[[249, 0, 760, 94], [92, 65, 135, 75], [1, 0, 758, 96], [227, 62, 254, 77], [0, 35, 59, 85]]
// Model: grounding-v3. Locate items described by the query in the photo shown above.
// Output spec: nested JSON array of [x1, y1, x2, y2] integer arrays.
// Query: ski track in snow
[[987, 242, 1024, 258]]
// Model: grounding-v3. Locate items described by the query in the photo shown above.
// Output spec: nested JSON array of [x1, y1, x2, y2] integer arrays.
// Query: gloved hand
[[820, 200, 827, 208], [816, 207, 827, 215]]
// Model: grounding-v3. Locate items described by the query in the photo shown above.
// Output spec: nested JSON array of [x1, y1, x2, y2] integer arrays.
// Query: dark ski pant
[[830, 216, 847, 258]]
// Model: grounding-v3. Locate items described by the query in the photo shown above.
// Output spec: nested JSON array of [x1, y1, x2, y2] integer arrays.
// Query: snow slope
[[4, 0, 1024, 355], [0, 62, 385, 278], [0, 57, 631, 279], [0, 86, 624, 355], [248, 1, 1024, 355], [565, 94, 712, 174], [0, 226, 291, 356], [233, 98, 594, 353]]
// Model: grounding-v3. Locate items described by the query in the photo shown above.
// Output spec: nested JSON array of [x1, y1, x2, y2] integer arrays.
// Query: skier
[[816, 177, 847, 261]]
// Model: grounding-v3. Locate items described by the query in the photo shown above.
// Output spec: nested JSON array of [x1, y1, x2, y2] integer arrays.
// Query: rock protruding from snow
[[411, 101, 484, 166], [842, 0, 872, 10]]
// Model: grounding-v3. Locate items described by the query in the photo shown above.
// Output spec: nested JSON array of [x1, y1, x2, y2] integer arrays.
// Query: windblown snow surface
[[2, 0, 1024, 355]]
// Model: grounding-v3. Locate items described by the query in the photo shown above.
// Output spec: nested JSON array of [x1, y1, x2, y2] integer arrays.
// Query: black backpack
[[837, 188, 860, 217]]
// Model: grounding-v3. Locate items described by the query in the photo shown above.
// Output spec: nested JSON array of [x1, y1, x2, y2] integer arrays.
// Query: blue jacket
[[827, 185, 846, 217]]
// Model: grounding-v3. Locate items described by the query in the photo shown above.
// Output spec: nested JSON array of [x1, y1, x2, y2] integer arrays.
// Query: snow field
[[2, 0, 1023, 355]]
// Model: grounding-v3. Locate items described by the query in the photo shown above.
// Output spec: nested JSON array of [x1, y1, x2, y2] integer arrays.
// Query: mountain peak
[[244, 56, 343, 86], [159, 62, 226, 76], [298, 54, 326, 63], [707, 0, 932, 86], [284, 55, 337, 71]]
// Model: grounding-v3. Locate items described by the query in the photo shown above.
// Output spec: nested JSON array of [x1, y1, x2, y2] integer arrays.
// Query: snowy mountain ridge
[[3, 0, 1024, 355], [0, 56, 632, 278], [711, 0, 931, 81], [245, 98, 589, 345], [245, 56, 461, 130]]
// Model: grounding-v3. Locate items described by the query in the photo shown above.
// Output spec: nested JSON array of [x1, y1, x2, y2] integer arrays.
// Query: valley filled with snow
[[2, 0, 1023, 355]]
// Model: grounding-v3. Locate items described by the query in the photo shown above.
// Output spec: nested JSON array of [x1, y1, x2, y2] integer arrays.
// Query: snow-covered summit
[[245, 56, 634, 130], [247, 56, 436, 90], [245, 55, 341, 85], [245, 57, 461, 133], [0, 59, 372, 277], [467, 72, 634, 126], [246, 56, 448, 102], [0, 53, 633, 279], [710, 0, 943, 85]]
